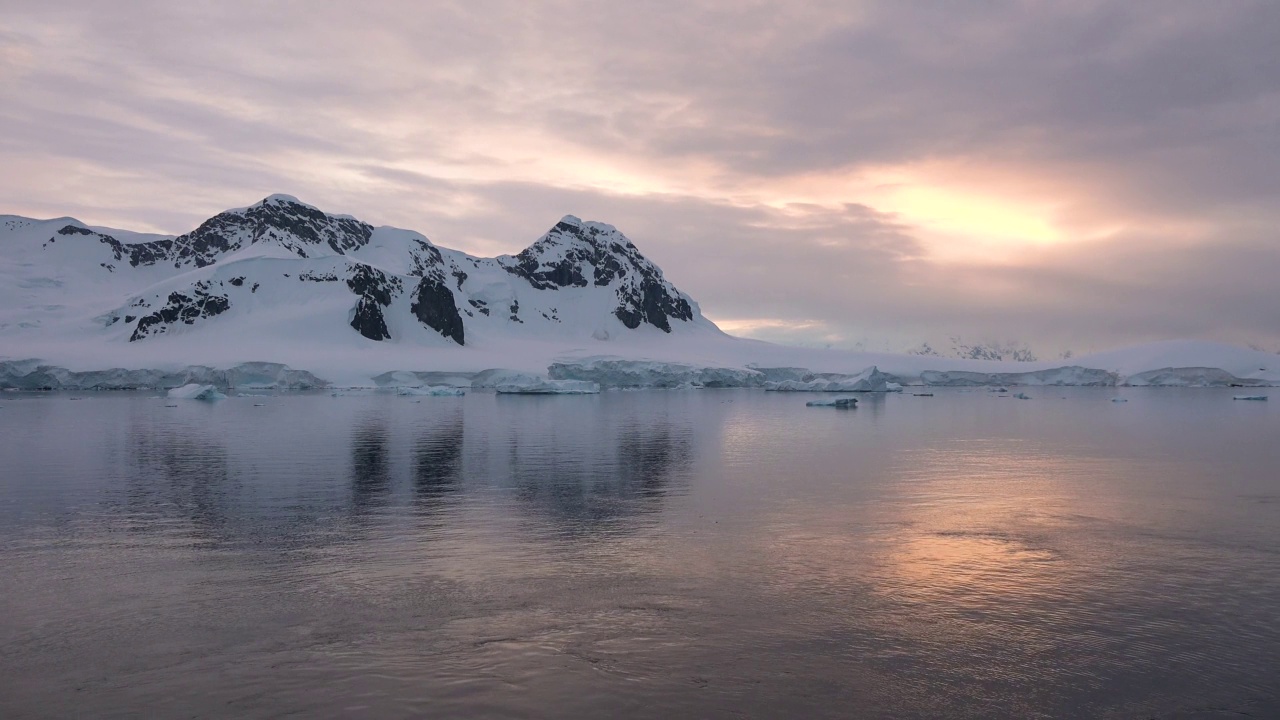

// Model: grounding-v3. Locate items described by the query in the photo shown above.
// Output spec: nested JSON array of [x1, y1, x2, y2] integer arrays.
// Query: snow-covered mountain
[[4, 195, 1279, 390], [1, 195, 722, 355]]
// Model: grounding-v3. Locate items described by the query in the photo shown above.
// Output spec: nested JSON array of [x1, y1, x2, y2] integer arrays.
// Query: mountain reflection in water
[[0, 387, 1277, 719]]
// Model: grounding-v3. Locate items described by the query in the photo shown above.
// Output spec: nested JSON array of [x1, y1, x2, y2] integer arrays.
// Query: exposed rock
[[130, 281, 231, 341], [500, 216, 694, 333], [345, 264, 402, 341], [411, 276, 465, 345]]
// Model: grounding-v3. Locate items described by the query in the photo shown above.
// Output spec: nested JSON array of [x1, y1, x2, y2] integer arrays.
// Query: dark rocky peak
[[501, 215, 662, 290], [162, 194, 374, 268], [502, 215, 695, 333]]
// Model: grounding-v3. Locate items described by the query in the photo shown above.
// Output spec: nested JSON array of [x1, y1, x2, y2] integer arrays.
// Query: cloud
[[2, 0, 1278, 353]]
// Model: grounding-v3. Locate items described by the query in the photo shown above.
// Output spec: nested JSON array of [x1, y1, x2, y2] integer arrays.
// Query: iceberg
[[920, 366, 1117, 387], [765, 366, 900, 393], [806, 397, 858, 408], [396, 385, 465, 396], [0, 360, 325, 391], [1233, 395, 1268, 401], [1124, 367, 1269, 387], [1111, 397, 1128, 403], [167, 383, 226, 401], [494, 374, 600, 394]]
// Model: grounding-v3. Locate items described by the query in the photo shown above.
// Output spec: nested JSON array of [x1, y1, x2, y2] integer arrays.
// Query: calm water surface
[[1, 388, 1278, 718]]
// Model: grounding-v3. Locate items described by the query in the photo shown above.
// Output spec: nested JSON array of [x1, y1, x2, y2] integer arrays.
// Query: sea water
[[1, 387, 1277, 718]]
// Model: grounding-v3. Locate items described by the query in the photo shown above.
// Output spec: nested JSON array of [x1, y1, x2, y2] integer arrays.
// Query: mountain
[[0, 195, 723, 357], [5, 195, 1278, 389]]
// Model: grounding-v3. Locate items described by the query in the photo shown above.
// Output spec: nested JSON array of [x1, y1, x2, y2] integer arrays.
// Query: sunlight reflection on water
[[0, 387, 1277, 718]]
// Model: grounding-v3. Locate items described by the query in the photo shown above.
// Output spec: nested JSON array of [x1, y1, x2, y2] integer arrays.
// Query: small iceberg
[[167, 383, 226, 401], [1233, 395, 1268, 401], [1014, 392, 1031, 400], [495, 375, 600, 394], [912, 392, 934, 397], [397, 386, 466, 397], [1111, 397, 1128, 403], [806, 397, 858, 408]]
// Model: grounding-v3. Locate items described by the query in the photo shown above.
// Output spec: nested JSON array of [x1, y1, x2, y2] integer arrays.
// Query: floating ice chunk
[[806, 397, 858, 408], [167, 383, 226, 401], [1233, 395, 1268, 401], [1111, 397, 1128, 403], [495, 374, 600, 394], [912, 392, 934, 397], [1013, 392, 1031, 400], [397, 385, 466, 396]]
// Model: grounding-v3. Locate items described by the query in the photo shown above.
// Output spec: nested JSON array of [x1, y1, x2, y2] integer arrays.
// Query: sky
[[3, 0, 1279, 355]]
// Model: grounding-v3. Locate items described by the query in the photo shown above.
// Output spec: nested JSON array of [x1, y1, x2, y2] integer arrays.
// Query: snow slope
[[3, 196, 1278, 388]]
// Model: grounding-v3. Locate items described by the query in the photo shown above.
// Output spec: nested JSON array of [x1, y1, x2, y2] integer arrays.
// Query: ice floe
[[805, 397, 858, 408]]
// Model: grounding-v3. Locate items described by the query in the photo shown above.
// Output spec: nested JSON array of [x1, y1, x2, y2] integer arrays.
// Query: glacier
[[763, 366, 900, 392], [548, 358, 764, 389], [396, 385, 466, 397], [494, 375, 601, 395]]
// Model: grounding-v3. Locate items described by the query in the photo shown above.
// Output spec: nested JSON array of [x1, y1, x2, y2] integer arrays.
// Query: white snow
[[167, 383, 226, 401]]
